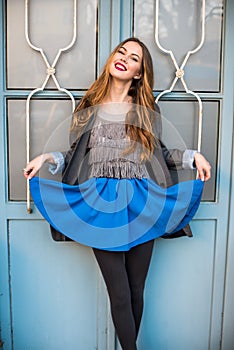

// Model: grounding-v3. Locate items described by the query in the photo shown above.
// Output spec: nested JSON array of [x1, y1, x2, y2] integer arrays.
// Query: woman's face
[[109, 41, 143, 82]]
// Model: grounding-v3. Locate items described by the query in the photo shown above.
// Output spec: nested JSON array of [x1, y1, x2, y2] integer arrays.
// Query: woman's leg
[[93, 240, 154, 349], [125, 240, 154, 336], [93, 248, 137, 350]]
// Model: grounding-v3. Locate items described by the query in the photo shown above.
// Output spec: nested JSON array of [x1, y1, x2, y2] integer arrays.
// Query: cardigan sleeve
[[154, 103, 196, 170], [47, 102, 82, 175], [47, 135, 80, 175]]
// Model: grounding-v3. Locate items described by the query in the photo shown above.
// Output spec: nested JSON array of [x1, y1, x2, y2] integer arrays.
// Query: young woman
[[24, 38, 211, 350]]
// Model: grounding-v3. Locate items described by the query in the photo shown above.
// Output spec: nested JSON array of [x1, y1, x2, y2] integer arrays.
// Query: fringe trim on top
[[89, 161, 149, 179], [88, 114, 149, 179], [88, 145, 143, 164]]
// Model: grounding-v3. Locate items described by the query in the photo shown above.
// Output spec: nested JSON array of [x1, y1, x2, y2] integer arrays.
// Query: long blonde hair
[[72, 37, 158, 159]]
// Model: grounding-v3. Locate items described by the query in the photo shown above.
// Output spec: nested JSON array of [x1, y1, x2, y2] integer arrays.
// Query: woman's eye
[[118, 50, 125, 55]]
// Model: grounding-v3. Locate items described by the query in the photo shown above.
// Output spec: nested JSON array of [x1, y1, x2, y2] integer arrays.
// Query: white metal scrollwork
[[25, 0, 77, 213], [155, 0, 206, 156]]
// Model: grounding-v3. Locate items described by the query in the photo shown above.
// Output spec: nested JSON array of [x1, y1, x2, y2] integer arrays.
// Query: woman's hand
[[23, 153, 54, 180], [194, 153, 211, 182]]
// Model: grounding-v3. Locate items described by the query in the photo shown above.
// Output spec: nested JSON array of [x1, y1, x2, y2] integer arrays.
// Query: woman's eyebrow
[[119, 46, 127, 52], [120, 46, 140, 59]]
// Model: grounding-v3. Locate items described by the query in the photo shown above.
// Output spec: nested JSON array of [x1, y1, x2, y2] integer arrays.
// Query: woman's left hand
[[194, 153, 211, 182]]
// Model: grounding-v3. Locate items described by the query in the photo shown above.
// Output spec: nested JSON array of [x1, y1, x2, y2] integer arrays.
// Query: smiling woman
[[1, 0, 233, 349], [23, 37, 210, 350], [109, 41, 142, 82]]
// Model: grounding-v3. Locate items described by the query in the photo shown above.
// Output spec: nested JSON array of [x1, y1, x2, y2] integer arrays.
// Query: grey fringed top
[[88, 113, 149, 179]]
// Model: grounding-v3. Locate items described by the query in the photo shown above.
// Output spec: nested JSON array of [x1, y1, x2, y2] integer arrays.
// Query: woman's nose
[[121, 56, 128, 63]]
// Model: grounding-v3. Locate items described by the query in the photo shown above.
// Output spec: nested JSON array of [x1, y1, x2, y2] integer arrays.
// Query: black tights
[[93, 240, 154, 350]]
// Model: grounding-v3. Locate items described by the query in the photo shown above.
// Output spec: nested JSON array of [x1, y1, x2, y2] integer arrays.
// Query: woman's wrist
[[42, 153, 55, 164]]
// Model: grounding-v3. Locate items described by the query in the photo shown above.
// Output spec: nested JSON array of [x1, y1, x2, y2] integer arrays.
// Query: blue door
[[0, 0, 234, 349]]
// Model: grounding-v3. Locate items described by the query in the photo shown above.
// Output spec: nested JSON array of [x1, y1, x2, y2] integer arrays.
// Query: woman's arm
[[161, 144, 211, 181], [153, 105, 211, 181], [23, 133, 80, 180], [23, 102, 84, 180], [23, 153, 56, 179]]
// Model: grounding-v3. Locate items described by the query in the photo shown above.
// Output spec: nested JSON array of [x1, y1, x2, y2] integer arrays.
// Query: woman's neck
[[103, 79, 132, 104]]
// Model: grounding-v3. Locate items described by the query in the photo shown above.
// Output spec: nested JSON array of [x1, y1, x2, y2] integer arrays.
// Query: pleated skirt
[[29, 176, 204, 251]]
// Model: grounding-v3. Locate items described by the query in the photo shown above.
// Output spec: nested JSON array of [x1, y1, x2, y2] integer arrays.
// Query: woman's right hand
[[23, 153, 54, 179]]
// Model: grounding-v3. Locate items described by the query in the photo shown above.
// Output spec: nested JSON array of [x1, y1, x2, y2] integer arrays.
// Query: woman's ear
[[133, 72, 141, 80]]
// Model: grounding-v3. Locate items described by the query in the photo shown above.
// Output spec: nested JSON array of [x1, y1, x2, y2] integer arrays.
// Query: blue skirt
[[29, 177, 204, 251]]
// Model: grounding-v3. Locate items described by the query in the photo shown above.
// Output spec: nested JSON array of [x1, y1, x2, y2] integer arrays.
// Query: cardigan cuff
[[48, 152, 65, 175], [182, 149, 197, 170]]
